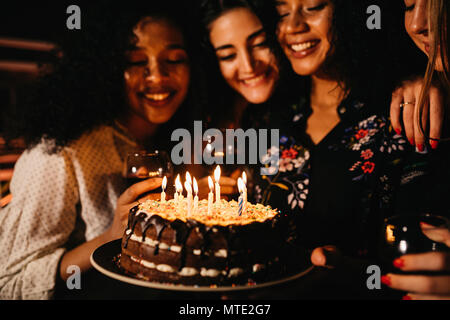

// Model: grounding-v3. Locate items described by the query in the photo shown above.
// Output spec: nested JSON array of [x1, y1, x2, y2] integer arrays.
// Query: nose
[[284, 10, 309, 34], [238, 49, 256, 75], [408, 3, 428, 36], [144, 58, 166, 83]]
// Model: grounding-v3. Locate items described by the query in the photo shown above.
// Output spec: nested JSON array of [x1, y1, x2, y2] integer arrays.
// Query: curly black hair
[[3, 0, 205, 152]]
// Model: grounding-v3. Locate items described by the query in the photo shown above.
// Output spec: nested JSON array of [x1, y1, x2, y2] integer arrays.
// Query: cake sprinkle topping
[[137, 199, 279, 226]]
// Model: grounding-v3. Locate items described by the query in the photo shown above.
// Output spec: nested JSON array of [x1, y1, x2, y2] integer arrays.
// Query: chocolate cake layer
[[119, 200, 290, 286]]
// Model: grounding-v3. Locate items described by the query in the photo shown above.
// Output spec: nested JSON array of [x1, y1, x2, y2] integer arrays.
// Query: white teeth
[[144, 93, 170, 101], [290, 41, 316, 52], [242, 74, 265, 85]]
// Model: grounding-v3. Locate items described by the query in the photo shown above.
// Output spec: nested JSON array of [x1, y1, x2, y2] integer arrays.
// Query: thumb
[[311, 245, 341, 268]]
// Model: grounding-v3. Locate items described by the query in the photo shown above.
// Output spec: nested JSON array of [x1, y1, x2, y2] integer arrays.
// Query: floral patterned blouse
[[251, 94, 428, 258]]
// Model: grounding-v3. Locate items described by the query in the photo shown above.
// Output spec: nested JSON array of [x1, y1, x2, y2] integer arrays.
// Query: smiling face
[[404, 0, 444, 71], [276, 0, 334, 77], [124, 17, 190, 125], [208, 7, 279, 104]]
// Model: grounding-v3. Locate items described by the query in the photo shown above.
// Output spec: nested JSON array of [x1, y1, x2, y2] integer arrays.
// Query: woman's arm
[[58, 177, 163, 281]]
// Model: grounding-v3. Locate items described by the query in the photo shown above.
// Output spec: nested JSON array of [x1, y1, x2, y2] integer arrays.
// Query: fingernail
[[393, 258, 404, 269], [430, 140, 439, 150], [381, 275, 391, 286], [416, 144, 424, 152], [409, 139, 414, 146], [402, 294, 412, 300], [395, 128, 402, 135]]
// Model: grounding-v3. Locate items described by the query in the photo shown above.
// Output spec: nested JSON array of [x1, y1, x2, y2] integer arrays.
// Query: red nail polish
[[381, 275, 391, 286], [430, 141, 439, 150], [402, 295, 412, 300], [409, 139, 414, 146], [395, 128, 402, 135], [417, 144, 424, 152], [393, 258, 404, 269]]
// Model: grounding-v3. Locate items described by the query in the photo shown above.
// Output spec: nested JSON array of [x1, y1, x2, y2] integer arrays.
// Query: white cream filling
[[129, 233, 182, 253], [129, 233, 227, 257], [129, 256, 263, 279]]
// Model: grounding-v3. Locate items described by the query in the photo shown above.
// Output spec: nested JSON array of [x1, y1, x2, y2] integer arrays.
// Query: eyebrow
[[214, 28, 266, 52]]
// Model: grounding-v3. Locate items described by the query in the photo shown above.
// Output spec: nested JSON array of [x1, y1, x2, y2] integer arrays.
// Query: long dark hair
[[3, 1, 204, 152]]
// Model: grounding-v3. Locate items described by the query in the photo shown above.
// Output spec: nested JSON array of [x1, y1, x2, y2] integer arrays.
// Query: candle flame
[[242, 171, 247, 185], [184, 180, 192, 194], [185, 171, 192, 185], [237, 177, 244, 193], [214, 165, 221, 183], [193, 177, 198, 194], [175, 175, 183, 193], [162, 176, 167, 190], [208, 176, 214, 191]]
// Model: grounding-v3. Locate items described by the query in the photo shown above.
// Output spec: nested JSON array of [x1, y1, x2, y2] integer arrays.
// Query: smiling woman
[[208, 7, 279, 104], [123, 17, 191, 141], [0, 1, 202, 299]]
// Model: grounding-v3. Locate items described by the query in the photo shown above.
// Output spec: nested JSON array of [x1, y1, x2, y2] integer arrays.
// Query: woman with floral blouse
[[252, 0, 448, 264]]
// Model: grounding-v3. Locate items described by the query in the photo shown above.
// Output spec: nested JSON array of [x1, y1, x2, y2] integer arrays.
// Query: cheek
[[170, 66, 191, 91], [219, 62, 237, 84]]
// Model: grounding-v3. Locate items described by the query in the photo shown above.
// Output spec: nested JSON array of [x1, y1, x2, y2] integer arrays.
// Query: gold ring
[[400, 102, 414, 108]]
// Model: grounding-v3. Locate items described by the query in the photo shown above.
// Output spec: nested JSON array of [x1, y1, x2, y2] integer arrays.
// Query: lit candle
[[185, 180, 192, 217], [193, 177, 199, 213], [175, 175, 183, 208], [214, 165, 221, 205], [186, 171, 192, 186], [174, 174, 181, 203], [161, 176, 167, 204], [237, 178, 244, 216], [208, 176, 214, 216]]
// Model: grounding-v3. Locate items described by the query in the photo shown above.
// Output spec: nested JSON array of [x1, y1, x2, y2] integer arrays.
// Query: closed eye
[[307, 3, 327, 11]]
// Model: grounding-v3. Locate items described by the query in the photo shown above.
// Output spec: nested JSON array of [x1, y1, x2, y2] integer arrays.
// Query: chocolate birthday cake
[[120, 198, 292, 286]]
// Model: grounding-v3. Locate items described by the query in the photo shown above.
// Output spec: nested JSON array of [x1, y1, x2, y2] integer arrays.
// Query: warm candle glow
[[193, 178, 198, 195], [186, 171, 192, 185], [237, 178, 244, 194], [175, 175, 183, 193], [214, 166, 221, 204], [184, 180, 192, 194], [214, 165, 221, 183], [208, 176, 214, 191], [242, 171, 247, 185], [162, 176, 167, 190]]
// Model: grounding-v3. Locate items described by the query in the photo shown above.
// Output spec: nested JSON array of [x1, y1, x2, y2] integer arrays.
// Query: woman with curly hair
[[0, 2, 201, 299], [247, 0, 449, 288]]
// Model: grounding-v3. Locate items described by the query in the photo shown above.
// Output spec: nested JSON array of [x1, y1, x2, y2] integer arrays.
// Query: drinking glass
[[378, 214, 450, 273], [123, 150, 173, 194]]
